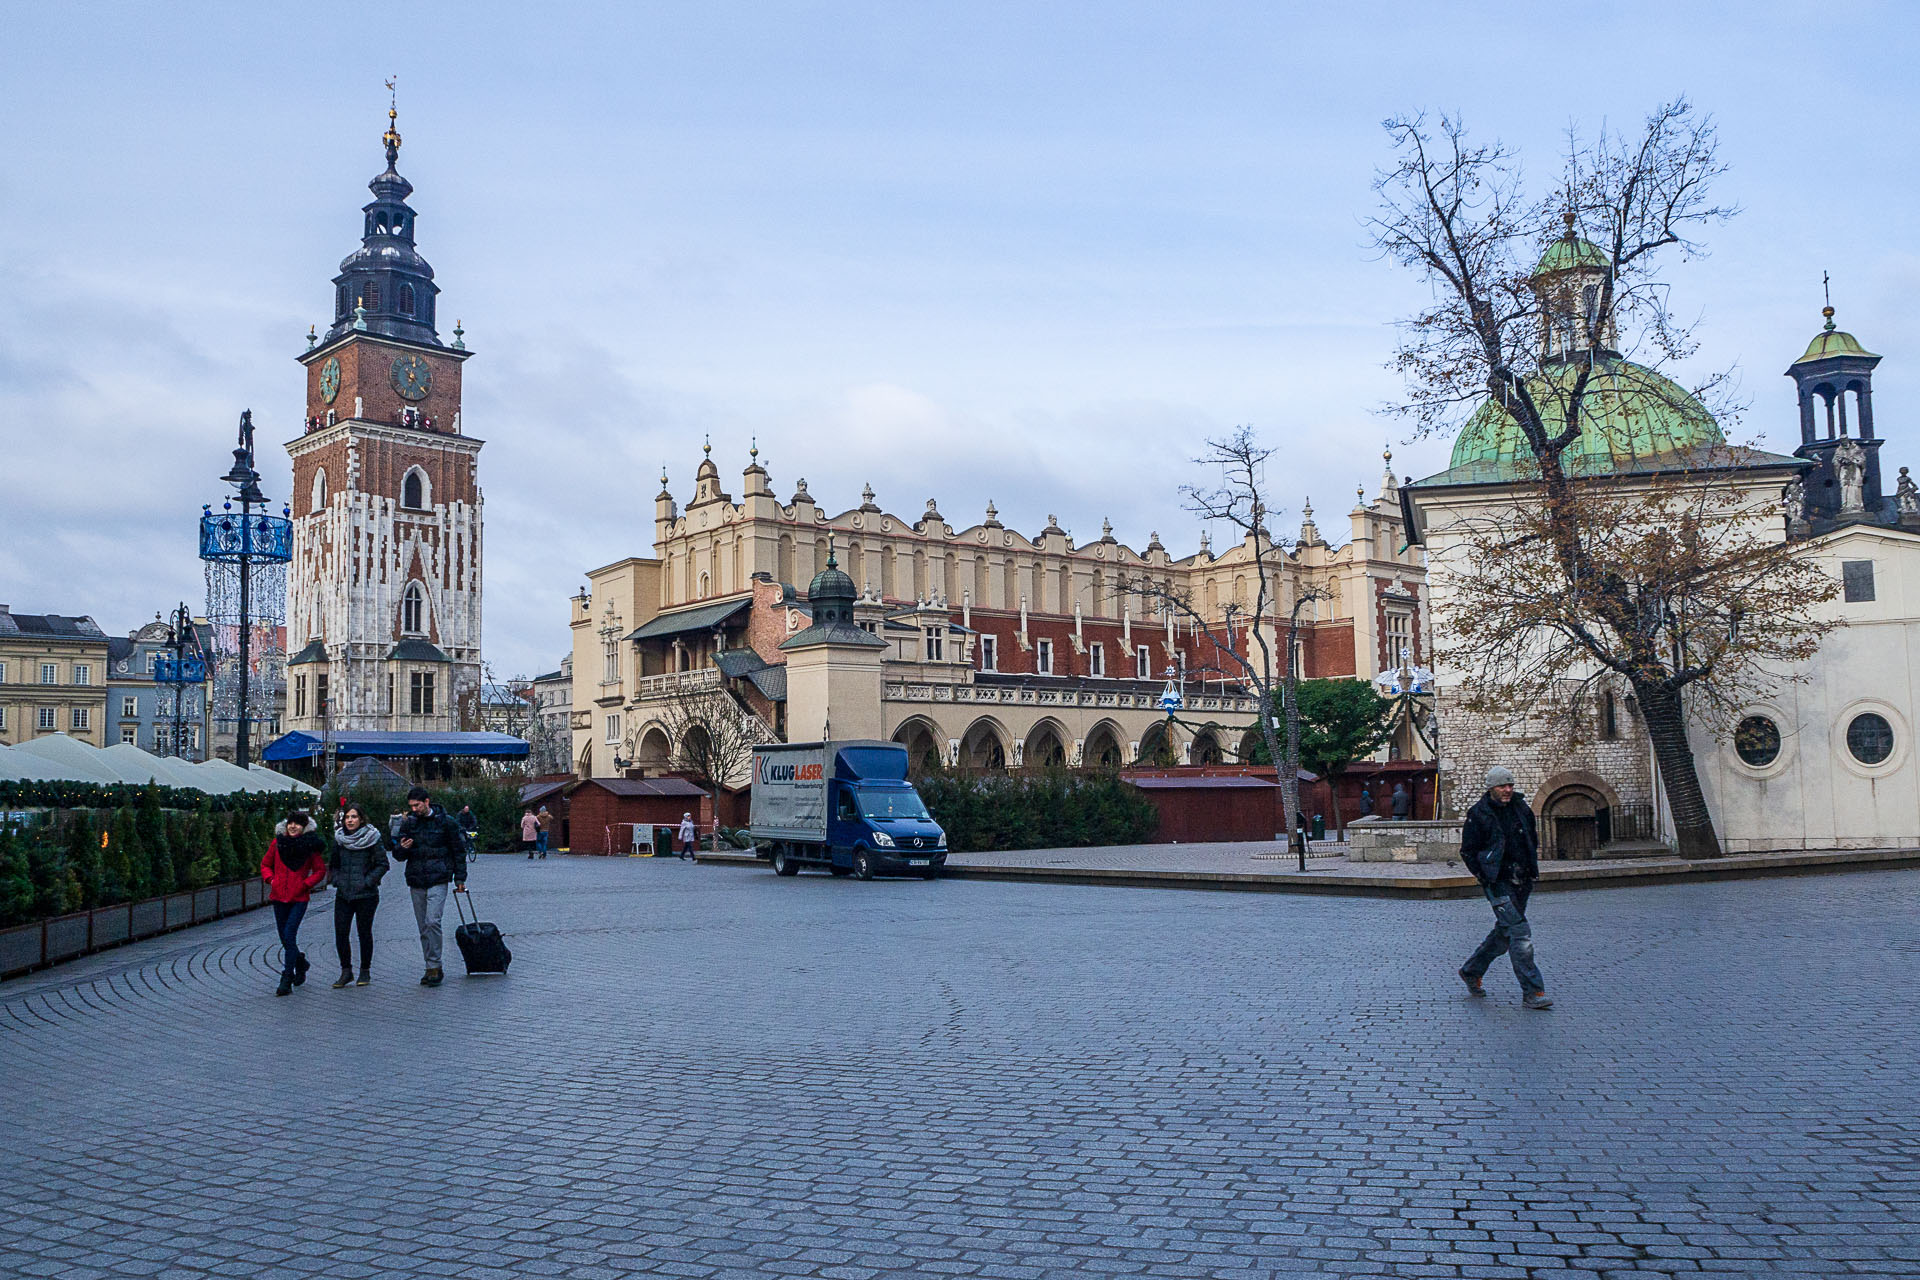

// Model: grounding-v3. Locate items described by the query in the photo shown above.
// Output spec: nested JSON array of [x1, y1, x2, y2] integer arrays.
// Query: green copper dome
[[1792, 325, 1877, 366], [1448, 356, 1723, 480], [1534, 234, 1608, 276]]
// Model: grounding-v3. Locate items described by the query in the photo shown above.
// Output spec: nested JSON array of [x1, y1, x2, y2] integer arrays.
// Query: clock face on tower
[[318, 357, 342, 404], [390, 354, 433, 401]]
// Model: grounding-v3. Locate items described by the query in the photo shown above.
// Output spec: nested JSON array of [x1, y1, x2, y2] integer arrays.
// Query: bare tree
[[1371, 100, 1835, 857], [656, 686, 759, 850], [1124, 426, 1333, 867]]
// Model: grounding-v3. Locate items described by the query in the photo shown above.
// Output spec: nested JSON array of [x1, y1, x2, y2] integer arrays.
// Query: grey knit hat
[[1484, 765, 1517, 789]]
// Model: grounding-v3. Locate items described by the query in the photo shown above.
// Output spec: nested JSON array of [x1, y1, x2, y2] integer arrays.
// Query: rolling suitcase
[[452, 888, 512, 975]]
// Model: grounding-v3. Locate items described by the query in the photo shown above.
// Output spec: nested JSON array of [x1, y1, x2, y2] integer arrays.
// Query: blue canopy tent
[[262, 730, 530, 763]]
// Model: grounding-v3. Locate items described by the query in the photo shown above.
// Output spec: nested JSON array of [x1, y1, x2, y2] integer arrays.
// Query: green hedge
[[913, 769, 1158, 853], [0, 800, 282, 928], [314, 776, 530, 855]]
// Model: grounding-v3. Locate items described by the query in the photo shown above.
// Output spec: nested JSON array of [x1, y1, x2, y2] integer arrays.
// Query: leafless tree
[[656, 686, 759, 850], [1370, 100, 1835, 857], [1124, 426, 1333, 866]]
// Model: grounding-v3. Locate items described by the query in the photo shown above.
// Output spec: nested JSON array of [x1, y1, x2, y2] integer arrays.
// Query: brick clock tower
[[284, 108, 483, 736]]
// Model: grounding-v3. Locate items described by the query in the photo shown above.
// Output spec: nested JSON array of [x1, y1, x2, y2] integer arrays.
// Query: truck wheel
[[852, 850, 874, 881], [771, 847, 799, 877]]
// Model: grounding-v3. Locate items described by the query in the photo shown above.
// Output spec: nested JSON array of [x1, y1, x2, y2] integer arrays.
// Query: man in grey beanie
[[1457, 764, 1551, 1009]]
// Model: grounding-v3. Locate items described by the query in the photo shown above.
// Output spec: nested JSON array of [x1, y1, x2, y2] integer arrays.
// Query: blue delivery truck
[[750, 740, 948, 879]]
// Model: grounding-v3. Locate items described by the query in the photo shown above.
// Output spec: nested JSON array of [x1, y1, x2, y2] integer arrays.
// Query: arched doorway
[[1083, 720, 1125, 770], [960, 718, 1008, 771], [1541, 785, 1606, 860], [1023, 720, 1068, 770], [637, 726, 671, 771], [892, 717, 944, 775], [1136, 721, 1175, 766], [1190, 728, 1223, 766]]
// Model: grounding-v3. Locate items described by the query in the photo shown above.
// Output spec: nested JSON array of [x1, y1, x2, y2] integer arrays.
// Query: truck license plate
[[907, 858, 930, 866]]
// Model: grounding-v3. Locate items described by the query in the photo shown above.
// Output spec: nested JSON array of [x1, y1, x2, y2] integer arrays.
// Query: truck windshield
[[856, 788, 931, 821]]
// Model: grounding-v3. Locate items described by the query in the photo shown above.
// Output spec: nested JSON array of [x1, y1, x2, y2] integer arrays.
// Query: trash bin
[[653, 826, 673, 856], [1311, 813, 1326, 841]]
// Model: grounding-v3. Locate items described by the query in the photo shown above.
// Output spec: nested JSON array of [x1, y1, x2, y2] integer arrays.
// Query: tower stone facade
[[284, 109, 483, 735]]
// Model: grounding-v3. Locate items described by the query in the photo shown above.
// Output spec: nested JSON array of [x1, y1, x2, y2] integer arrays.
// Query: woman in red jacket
[[261, 811, 329, 997]]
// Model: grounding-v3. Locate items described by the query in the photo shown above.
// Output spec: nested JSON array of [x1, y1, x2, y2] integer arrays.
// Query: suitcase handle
[[452, 886, 477, 926]]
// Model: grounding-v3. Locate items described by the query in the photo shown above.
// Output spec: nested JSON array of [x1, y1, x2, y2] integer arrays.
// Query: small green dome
[[1793, 323, 1877, 366], [1449, 357, 1723, 479], [1534, 234, 1609, 276]]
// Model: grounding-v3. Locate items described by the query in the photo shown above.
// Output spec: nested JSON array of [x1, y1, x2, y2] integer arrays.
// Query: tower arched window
[[399, 283, 415, 315], [402, 582, 426, 636], [401, 466, 429, 510], [336, 285, 349, 319], [362, 280, 381, 310], [311, 468, 328, 513]]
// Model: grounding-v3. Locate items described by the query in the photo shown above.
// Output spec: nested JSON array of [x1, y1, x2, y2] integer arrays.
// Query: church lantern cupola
[[1787, 287, 1884, 525], [1532, 212, 1617, 364], [322, 104, 441, 346]]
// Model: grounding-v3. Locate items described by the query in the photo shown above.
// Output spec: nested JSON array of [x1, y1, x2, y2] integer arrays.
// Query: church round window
[[1845, 712, 1894, 765], [1734, 715, 1780, 768]]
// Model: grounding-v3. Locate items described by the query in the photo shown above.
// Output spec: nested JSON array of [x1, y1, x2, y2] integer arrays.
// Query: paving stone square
[[3, 856, 1917, 1278]]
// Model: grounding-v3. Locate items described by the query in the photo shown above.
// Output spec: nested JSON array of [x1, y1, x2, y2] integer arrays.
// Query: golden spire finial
[[381, 77, 402, 167]]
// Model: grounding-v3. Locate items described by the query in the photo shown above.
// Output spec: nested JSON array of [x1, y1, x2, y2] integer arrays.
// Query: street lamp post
[[200, 411, 292, 769], [1374, 646, 1441, 819]]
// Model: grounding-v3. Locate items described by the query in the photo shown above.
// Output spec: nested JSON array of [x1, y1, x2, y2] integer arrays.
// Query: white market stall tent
[[0, 734, 315, 796]]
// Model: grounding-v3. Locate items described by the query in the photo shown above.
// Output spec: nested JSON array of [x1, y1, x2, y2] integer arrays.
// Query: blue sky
[[3, 2, 1916, 677]]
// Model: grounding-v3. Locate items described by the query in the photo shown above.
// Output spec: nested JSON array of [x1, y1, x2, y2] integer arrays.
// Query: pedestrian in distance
[[1359, 784, 1374, 817], [1457, 765, 1552, 1010], [329, 803, 388, 988], [392, 785, 468, 988], [535, 805, 551, 857], [458, 804, 480, 850], [261, 810, 328, 997], [678, 812, 696, 860], [520, 808, 539, 859]]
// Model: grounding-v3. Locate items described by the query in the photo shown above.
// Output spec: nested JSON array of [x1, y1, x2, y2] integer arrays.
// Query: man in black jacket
[[1457, 765, 1552, 1009], [393, 786, 468, 987]]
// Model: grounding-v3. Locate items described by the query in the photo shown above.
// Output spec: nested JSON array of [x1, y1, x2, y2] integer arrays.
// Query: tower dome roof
[[1534, 235, 1609, 275], [1448, 356, 1723, 480], [1793, 309, 1878, 366], [806, 549, 857, 603]]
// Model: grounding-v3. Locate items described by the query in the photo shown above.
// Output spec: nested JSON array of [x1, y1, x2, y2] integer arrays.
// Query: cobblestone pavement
[[5, 856, 1918, 1278]]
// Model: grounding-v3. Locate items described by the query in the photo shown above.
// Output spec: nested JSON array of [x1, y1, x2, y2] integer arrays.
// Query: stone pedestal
[[1347, 816, 1464, 864]]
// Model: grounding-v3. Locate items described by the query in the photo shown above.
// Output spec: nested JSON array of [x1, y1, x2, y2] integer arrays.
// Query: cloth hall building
[[568, 447, 1427, 783]]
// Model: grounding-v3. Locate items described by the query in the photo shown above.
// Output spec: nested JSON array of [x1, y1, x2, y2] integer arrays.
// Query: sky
[[2, 2, 1917, 678]]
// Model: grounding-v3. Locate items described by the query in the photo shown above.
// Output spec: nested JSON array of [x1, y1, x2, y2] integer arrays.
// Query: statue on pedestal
[[1835, 438, 1868, 515]]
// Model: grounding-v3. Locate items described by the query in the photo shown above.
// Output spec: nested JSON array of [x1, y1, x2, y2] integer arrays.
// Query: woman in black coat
[[329, 804, 389, 988]]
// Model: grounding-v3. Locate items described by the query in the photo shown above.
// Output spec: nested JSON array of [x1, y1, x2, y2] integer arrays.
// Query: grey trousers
[[409, 883, 448, 968]]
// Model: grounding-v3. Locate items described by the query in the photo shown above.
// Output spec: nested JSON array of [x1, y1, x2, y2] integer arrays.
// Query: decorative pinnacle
[[825, 535, 838, 570], [306, 324, 317, 350], [702, 434, 711, 457], [1562, 207, 1576, 237], [352, 298, 368, 331], [452, 320, 465, 350], [749, 435, 759, 461], [382, 79, 402, 169], [1822, 271, 1836, 330]]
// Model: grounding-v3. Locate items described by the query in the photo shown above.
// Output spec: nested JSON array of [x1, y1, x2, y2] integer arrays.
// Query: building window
[[72, 663, 90, 686], [0, 661, 7, 683], [38, 707, 56, 731], [362, 280, 380, 311], [386, 672, 396, 715], [122, 727, 137, 745], [1089, 642, 1105, 677], [1601, 691, 1619, 740], [1136, 645, 1152, 680], [293, 674, 307, 719], [316, 673, 330, 716], [0, 707, 6, 729], [1735, 715, 1781, 767], [606, 713, 621, 744], [312, 468, 328, 513], [336, 284, 349, 318], [1846, 712, 1894, 766], [603, 637, 619, 683], [1384, 611, 1413, 666], [399, 283, 416, 315], [402, 468, 428, 510], [1036, 638, 1054, 675], [121, 695, 138, 718], [979, 635, 997, 672], [1842, 560, 1875, 603], [403, 582, 426, 635], [924, 628, 944, 662], [41, 663, 58, 685], [410, 671, 436, 716], [71, 708, 90, 731]]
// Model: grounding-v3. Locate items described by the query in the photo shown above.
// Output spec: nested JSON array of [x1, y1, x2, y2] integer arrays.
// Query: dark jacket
[[392, 803, 469, 889], [261, 830, 329, 904], [330, 822, 389, 899], [1459, 790, 1539, 886]]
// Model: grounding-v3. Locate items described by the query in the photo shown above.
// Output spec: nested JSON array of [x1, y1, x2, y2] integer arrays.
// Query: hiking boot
[[424, 967, 444, 988], [331, 971, 353, 989], [356, 969, 371, 987], [1523, 991, 1554, 1010], [275, 975, 293, 997], [1457, 968, 1486, 997]]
